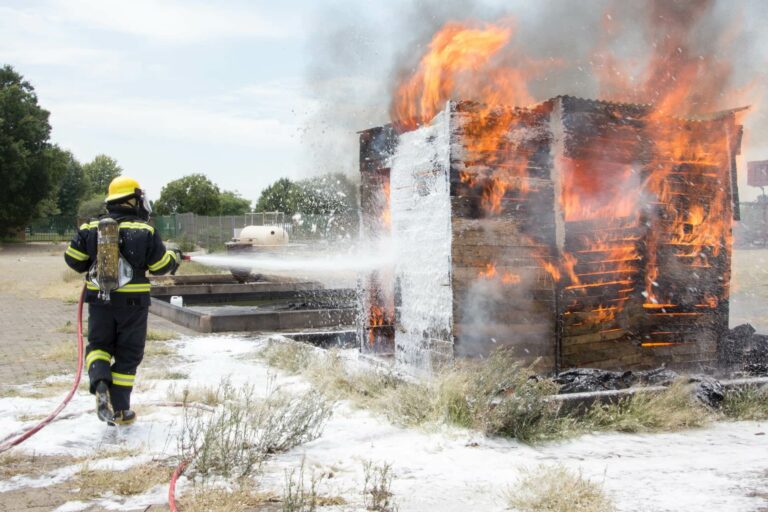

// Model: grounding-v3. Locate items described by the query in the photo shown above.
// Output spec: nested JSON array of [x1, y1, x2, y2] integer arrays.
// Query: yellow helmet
[[106, 176, 141, 203]]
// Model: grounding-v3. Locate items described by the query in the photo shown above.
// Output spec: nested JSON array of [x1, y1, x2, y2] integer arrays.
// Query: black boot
[[110, 410, 136, 426], [95, 381, 114, 423]]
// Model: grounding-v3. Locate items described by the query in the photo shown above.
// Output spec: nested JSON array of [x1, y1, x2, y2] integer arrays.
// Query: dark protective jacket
[[64, 210, 178, 306]]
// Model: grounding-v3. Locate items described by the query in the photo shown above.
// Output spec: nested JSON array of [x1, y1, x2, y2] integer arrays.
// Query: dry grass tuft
[[174, 260, 227, 276], [0, 385, 30, 398], [41, 339, 78, 363], [507, 464, 615, 512], [720, 385, 768, 421], [584, 381, 710, 433], [180, 486, 281, 512], [439, 352, 569, 442], [162, 370, 189, 380], [62, 268, 82, 282], [39, 278, 83, 303], [75, 460, 172, 498], [260, 339, 315, 374], [169, 378, 239, 406], [146, 329, 176, 341], [144, 341, 176, 358], [0, 453, 80, 479]]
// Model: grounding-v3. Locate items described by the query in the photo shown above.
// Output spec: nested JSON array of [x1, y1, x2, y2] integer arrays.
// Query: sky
[[1, 0, 767, 202], [0, 0, 384, 201]]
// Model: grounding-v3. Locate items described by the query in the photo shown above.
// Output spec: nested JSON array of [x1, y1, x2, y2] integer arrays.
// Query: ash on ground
[[719, 323, 768, 375], [553, 368, 727, 408]]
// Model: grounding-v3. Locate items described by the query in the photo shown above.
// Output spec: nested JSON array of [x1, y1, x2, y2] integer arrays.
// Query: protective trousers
[[85, 303, 148, 412]]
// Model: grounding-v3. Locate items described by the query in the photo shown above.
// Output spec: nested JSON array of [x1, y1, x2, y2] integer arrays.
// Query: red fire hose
[[168, 459, 189, 511], [0, 285, 86, 454]]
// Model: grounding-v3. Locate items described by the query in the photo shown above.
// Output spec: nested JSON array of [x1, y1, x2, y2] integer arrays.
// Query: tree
[[56, 151, 88, 218], [219, 190, 251, 215], [154, 173, 222, 215], [255, 174, 358, 216], [296, 173, 358, 216], [0, 65, 66, 234], [83, 154, 122, 194], [77, 193, 107, 220], [254, 178, 301, 214]]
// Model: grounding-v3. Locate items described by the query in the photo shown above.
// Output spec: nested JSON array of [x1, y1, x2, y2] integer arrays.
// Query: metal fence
[[154, 211, 358, 249], [24, 216, 78, 242], [16, 212, 357, 247]]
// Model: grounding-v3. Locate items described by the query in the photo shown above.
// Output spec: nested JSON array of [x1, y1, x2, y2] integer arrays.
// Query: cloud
[[50, 0, 300, 43], [48, 97, 308, 149], [0, 4, 130, 78]]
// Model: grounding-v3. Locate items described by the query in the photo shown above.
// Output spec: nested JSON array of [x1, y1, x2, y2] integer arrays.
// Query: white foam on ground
[[2, 334, 766, 511]]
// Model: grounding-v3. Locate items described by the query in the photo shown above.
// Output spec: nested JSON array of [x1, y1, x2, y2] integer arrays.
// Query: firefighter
[[64, 176, 180, 425]]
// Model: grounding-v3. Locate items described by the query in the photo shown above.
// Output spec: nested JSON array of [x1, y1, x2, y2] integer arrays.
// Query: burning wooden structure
[[359, 96, 743, 375]]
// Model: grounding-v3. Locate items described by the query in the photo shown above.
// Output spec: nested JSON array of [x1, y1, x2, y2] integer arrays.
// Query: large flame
[[390, 3, 743, 345], [391, 22, 546, 131]]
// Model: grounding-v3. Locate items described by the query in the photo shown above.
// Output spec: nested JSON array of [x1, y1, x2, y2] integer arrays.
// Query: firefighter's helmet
[[106, 176, 142, 203]]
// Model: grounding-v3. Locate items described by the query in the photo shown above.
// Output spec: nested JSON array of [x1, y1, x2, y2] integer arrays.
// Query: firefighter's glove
[[171, 250, 183, 275]]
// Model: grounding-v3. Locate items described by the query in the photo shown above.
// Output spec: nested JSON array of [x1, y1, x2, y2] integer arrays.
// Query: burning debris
[[554, 367, 678, 394]]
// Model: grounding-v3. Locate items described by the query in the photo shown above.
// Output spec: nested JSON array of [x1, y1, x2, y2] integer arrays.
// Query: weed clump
[[260, 338, 315, 374], [585, 381, 710, 433], [179, 379, 334, 481], [170, 377, 240, 406], [438, 350, 568, 442], [720, 385, 768, 421], [180, 486, 281, 512], [362, 460, 397, 512], [507, 464, 615, 512], [75, 460, 172, 498]]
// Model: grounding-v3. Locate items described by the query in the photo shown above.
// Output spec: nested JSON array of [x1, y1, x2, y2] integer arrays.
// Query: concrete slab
[[150, 298, 355, 333]]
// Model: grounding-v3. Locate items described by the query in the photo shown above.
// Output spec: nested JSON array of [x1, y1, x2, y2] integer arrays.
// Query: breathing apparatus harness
[[90, 188, 152, 302]]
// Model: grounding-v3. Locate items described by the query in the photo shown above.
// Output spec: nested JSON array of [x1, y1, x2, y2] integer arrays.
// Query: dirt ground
[[731, 248, 768, 331], [0, 243, 192, 512]]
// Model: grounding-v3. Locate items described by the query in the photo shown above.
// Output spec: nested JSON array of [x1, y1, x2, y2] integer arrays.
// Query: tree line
[[1, 65, 359, 236]]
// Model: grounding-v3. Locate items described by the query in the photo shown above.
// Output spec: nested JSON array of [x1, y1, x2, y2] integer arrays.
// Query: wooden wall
[[449, 101, 558, 371]]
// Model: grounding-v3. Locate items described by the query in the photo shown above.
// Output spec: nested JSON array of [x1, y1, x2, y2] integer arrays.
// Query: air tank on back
[[95, 218, 120, 301]]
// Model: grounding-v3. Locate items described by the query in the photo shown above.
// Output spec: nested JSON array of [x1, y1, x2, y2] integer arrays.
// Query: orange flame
[[391, 22, 550, 130], [381, 180, 392, 229], [368, 305, 390, 345], [478, 263, 521, 285]]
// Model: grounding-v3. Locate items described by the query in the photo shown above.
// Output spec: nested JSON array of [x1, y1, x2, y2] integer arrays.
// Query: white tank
[[236, 225, 289, 246]]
